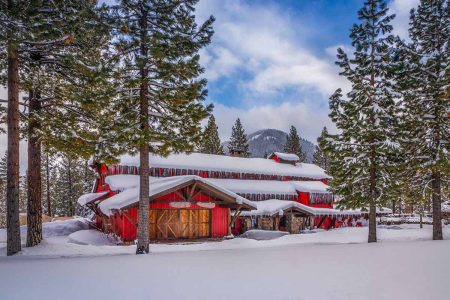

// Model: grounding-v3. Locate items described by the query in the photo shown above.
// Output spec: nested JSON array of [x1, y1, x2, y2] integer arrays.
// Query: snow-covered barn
[[78, 152, 366, 242]]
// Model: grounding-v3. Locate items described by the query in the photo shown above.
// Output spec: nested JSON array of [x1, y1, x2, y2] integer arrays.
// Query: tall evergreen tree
[[313, 127, 329, 171], [41, 149, 56, 217], [395, 0, 449, 240], [53, 154, 96, 217], [228, 118, 250, 157], [284, 125, 305, 162], [0, 0, 22, 255], [200, 115, 224, 155], [0, 152, 7, 228], [0, 0, 111, 250], [325, 0, 397, 243], [106, 0, 214, 254]]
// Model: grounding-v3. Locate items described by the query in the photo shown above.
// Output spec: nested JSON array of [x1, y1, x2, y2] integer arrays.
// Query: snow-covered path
[[1, 239, 449, 300]]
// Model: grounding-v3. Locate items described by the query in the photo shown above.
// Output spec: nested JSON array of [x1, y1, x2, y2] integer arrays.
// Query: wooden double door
[[150, 209, 211, 240]]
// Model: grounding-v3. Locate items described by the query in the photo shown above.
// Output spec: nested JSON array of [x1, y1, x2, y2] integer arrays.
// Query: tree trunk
[[431, 170, 442, 240], [6, 25, 21, 256], [45, 152, 51, 216], [368, 145, 377, 243], [67, 157, 73, 216], [136, 8, 150, 254], [26, 90, 42, 247], [368, 200, 377, 242], [419, 213, 423, 229]]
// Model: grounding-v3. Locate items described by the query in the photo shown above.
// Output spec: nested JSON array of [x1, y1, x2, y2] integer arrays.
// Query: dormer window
[[267, 152, 299, 166]]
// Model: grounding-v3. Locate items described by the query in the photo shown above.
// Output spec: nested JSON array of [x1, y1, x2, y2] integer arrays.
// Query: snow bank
[[0, 218, 91, 243], [239, 229, 290, 240], [42, 218, 91, 238], [68, 230, 122, 246], [119, 152, 331, 179]]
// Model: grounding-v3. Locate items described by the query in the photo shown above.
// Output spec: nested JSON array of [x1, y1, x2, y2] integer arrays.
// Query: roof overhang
[[96, 175, 256, 215]]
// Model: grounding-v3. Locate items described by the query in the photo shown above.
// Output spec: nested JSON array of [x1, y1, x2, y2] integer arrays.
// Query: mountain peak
[[223, 128, 316, 162]]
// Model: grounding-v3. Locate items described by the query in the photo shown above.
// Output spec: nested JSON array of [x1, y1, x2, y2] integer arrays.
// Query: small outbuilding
[[79, 175, 255, 242]]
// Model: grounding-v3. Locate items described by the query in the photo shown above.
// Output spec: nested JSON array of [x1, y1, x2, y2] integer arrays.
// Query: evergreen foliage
[[313, 127, 329, 171], [200, 115, 224, 155], [228, 118, 250, 157], [324, 0, 397, 243], [0, 0, 112, 249], [284, 125, 305, 162], [394, 0, 449, 240], [52, 154, 96, 217], [105, 0, 214, 254]]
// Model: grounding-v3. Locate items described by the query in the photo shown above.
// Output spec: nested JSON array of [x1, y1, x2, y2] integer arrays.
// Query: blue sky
[[194, 0, 419, 141], [0, 0, 420, 170]]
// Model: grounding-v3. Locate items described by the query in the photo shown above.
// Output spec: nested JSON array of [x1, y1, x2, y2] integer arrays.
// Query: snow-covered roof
[[291, 181, 330, 193], [77, 191, 109, 206], [269, 152, 300, 161], [239, 199, 363, 217], [97, 175, 256, 216], [105, 175, 330, 196], [240, 200, 315, 217], [118, 153, 331, 180], [209, 178, 330, 194], [207, 179, 298, 195]]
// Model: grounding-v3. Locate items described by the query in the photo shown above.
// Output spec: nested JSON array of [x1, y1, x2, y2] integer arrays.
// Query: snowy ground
[[1, 221, 450, 300]]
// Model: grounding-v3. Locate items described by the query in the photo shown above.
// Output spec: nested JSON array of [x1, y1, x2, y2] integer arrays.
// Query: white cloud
[[213, 101, 335, 143], [390, 0, 420, 39], [196, 0, 349, 98]]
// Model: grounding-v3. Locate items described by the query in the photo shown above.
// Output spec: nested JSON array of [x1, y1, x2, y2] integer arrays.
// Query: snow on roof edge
[[97, 175, 256, 216], [117, 152, 331, 180]]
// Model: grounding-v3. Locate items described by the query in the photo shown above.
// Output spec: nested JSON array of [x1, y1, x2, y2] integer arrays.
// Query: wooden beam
[[317, 215, 327, 228], [189, 190, 202, 202], [174, 190, 188, 202], [229, 205, 243, 227], [187, 182, 198, 201]]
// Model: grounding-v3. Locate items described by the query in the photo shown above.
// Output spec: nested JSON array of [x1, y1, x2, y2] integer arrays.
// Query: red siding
[[108, 191, 230, 242], [211, 206, 228, 237], [298, 192, 309, 205]]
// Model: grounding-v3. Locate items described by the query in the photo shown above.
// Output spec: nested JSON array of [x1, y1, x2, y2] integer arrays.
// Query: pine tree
[[41, 149, 56, 217], [0, 0, 111, 250], [200, 115, 224, 155], [228, 118, 250, 157], [105, 0, 214, 254], [284, 126, 305, 162], [0, 152, 7, 228], [395, 0, 449, 240], [53, 154, 96, 217], [0, 0, 22, 255], [325, 0, 397, 243], [313, 127, 329, 171]]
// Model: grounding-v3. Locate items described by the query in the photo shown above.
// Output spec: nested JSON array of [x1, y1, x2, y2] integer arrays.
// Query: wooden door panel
[[150, 209, 210, 240]]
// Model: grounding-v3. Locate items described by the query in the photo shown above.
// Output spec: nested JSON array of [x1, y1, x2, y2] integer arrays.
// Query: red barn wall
[[106, 191, 230, 242]]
